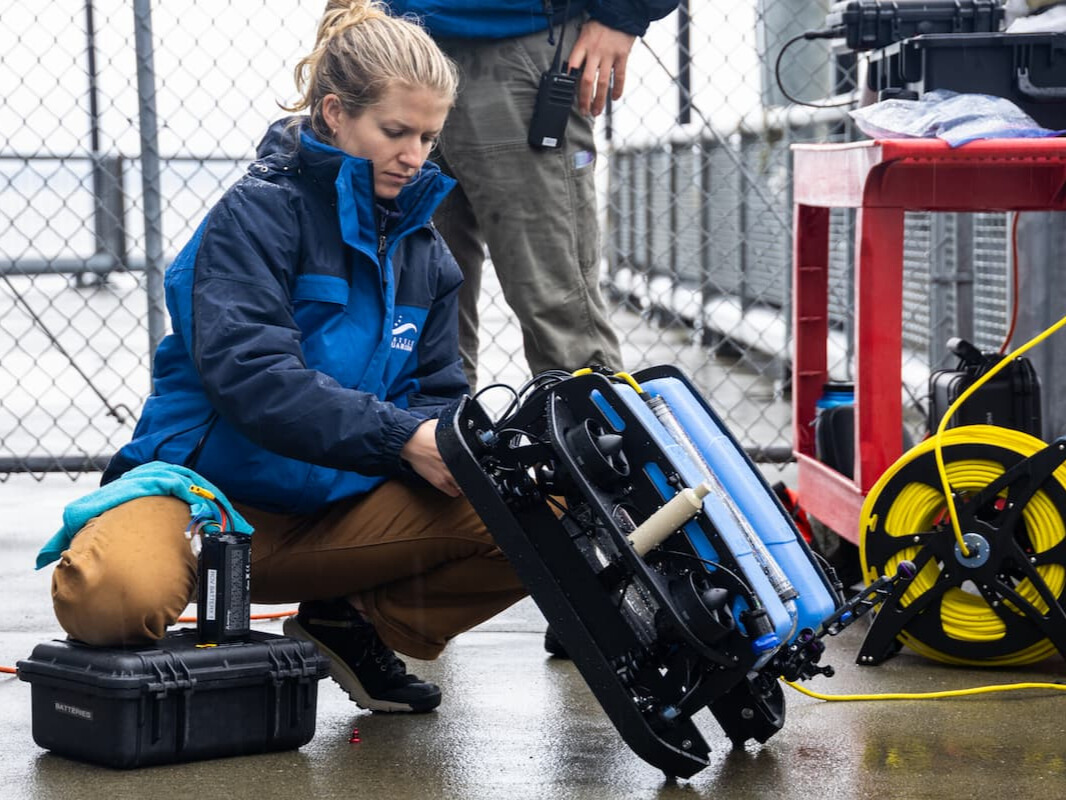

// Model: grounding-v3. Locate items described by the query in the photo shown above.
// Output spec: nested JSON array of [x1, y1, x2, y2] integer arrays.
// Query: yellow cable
[[784, 679, 1066, 702], [934, 314, 1066, 556], [612, 371, 645, 395], [571, 367, 646, 396], [570, 366, 649, 401]]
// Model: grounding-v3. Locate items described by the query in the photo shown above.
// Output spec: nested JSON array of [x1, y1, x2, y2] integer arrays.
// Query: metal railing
[[0, 0, 1016, 478]]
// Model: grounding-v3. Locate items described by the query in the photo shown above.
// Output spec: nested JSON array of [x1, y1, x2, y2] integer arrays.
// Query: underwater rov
[[438, 365, 878, 778]]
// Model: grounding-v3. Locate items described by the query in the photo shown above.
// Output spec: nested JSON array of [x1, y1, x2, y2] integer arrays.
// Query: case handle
[[1016, 67, 1066, 101]]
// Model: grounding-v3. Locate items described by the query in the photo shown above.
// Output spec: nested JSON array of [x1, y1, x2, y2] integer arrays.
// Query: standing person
[[385, 1, 680, 387], [38, 0, 526, 714]]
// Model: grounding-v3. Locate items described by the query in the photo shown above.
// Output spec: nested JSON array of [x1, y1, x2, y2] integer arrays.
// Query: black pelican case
[[17, 628, 330, 768], [866, 33, 1066, 130], [825, 0, 1004, 52], [927, 337, 1042, 438]]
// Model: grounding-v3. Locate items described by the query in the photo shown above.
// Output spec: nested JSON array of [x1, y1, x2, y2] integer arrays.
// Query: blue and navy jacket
[[387, 1, 679, 39], [103, 118, 466, 514]]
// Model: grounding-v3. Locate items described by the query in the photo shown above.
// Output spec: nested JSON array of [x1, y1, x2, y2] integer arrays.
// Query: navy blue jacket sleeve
[[187, 179, 424, 475], [588, 0, 679, 36]]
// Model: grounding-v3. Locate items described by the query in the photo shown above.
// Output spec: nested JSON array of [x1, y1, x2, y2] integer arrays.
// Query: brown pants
[[51, 480, 526, 659]]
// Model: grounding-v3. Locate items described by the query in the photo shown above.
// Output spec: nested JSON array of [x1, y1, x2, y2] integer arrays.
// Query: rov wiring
[[176, 609, 298, 624], [471, 381, 522, 423], [480, 372, 572, 424], [611, 370, 645, 395], [1001, 212, 1021, 353]]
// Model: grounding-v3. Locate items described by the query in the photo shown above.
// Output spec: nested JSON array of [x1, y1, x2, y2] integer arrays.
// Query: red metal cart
[[791, 138, 1066, 543]]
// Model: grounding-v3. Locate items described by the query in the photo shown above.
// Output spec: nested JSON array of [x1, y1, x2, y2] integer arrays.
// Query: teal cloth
[[36, 461, 253, 569]]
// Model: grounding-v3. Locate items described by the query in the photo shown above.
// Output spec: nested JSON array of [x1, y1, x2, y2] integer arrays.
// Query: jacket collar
[[292, 121, 455, 254]]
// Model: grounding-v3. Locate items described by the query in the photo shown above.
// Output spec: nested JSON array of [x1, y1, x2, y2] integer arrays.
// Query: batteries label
[[197, 532, 251, 643], [205, 568, 218, 621]]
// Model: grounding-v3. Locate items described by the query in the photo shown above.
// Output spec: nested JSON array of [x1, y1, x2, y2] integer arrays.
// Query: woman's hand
[[401, 419, 462, 497]]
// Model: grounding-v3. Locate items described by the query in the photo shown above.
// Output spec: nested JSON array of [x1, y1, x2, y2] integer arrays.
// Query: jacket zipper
[[377, 213, 389, 286], [376, 179, 435, 282]]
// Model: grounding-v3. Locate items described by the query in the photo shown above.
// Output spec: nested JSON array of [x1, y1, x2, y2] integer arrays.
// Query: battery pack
[[17, 629, 330, 768], [197, 531, 251, 644]]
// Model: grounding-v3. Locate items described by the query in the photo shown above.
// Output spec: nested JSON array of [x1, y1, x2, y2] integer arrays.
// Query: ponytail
[[282, 0, 458, 142]]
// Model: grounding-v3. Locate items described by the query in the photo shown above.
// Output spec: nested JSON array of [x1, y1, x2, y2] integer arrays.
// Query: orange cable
[[1000, 211, 1021, 353], [177, 609, 298, 623]]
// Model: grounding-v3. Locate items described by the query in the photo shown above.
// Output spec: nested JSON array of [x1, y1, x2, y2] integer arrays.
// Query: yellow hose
[[785, 679, 1066, 702], [859, 425, 1066, 666]]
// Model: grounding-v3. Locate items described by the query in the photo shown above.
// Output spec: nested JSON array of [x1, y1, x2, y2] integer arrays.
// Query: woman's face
[[322, 84, 450, 200]]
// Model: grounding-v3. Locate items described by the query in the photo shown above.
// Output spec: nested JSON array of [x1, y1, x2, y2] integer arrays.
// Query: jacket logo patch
[[391, 319, 418, 353]]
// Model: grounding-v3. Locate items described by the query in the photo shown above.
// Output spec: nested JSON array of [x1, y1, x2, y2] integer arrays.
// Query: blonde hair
[[283, 1, 458, 140]]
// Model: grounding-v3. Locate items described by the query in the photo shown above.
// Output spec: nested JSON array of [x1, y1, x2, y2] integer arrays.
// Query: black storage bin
[[815, 404, 856, 479], [866, 32, 1066, 130], [17, 628, 330, 769]]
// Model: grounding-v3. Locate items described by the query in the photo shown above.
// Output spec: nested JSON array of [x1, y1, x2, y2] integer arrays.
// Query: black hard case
[[927, 339, 1042, 437], [866, 33, 1066, 130], [17, 629, 330, 768], [826, 0, 1003, 52]]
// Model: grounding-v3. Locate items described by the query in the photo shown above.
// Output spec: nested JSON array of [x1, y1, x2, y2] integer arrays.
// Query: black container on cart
[[825, 0, 1004, 52], [866, 33, 1066, 130], [17, 628, 330, 768], [928, 337, 1042, 437]]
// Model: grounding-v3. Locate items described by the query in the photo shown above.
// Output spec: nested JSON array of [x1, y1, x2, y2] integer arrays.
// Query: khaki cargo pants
[[432, 24, 624, 385], [50, 480, 526, 660]]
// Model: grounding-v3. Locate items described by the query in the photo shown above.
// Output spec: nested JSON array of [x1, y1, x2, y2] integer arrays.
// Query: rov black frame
[[437, 365, 847, 777]]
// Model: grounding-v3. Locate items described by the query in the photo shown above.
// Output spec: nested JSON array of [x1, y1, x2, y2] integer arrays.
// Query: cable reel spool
[[858, 425, 1066, 667]]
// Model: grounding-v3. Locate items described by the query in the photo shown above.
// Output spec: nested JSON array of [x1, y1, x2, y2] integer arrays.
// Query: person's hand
[[565, 20, 637, 117], [401, 419, 462, 497]]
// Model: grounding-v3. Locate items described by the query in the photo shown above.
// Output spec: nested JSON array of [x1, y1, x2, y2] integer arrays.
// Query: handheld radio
[[528, 3, 580, 149]]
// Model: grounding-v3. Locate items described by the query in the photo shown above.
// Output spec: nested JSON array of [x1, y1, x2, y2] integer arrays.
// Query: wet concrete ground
[[4, 472, 1066, 800], [4, 294, 1066, 798]]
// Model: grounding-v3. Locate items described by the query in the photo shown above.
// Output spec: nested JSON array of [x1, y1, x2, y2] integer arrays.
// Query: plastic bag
[[1007, 2, 1066, 33], [849, 89, 1066, 147]]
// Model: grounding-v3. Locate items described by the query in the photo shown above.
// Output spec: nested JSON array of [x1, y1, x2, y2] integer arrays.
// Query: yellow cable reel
[[858, 425, 1066, 666]]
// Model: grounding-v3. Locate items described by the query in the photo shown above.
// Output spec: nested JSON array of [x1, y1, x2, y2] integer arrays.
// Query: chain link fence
[[1, 0, 1015, 482]]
